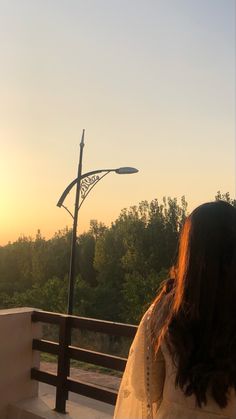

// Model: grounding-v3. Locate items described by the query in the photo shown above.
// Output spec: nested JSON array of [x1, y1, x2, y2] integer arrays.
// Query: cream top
[[113, 306, 236, 419]]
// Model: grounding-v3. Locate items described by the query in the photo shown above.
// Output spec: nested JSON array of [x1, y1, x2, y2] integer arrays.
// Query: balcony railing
[[31, 310, 137, 413]]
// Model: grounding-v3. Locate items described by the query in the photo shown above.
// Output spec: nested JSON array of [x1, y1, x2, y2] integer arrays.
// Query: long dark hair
[[151, 200, 236, 408]]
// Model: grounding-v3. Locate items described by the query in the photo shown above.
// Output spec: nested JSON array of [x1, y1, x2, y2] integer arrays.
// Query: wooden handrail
[[32, 338, 127, 371], [31, 310, 137, 412], [32, 309, 137, 337], [68, 346, 127, 371], [32, 339, 59, 355]]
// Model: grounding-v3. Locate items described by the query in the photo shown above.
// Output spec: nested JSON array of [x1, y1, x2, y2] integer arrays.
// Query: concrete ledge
[[0, 308, 41, 419], [7, 394, 113, 419]]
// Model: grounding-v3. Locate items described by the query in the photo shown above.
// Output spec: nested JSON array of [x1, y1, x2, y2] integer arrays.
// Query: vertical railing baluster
[[55, 315, 70, 413]]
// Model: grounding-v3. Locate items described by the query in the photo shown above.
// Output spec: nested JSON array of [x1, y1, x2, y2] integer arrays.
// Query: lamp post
[[57, 130, 138, 315]]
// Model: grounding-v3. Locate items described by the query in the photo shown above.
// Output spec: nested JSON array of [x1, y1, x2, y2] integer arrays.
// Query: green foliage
[[122, 269, 168, 323], [0, 193, 233, 324], [10, 276, 68, 313], [215, 191, 236, 207], [77, 233, 97, 287], [92, 197, 187, 322]]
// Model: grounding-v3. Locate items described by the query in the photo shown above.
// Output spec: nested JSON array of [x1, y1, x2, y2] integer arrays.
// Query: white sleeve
[[113, 308, 165, 419]]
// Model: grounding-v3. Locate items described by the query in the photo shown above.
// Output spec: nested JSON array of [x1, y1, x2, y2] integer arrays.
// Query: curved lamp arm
[[57, 167, 138, 208], [57, 169, 115, 208]]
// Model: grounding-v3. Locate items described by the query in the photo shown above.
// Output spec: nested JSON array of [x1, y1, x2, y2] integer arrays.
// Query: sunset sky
[[0, 0, 235, 245]]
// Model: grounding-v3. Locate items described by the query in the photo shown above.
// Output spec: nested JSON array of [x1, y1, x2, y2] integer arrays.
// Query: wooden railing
[[31, 310, 137, 413]]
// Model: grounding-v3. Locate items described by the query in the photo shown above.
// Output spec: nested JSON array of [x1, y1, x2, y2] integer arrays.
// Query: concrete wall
[[0, 308, 41, 419]]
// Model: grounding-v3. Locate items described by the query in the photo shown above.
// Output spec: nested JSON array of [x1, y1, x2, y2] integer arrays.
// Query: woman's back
[[114, 305, 236, 419], [159, 339, 236, 419], [114, 201, 236, 418]]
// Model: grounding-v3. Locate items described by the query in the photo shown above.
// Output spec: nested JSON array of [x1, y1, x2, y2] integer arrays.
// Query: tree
[[0, 192, 233, 323], [77, 233, 97, 287], [215, 191, 236, 207]]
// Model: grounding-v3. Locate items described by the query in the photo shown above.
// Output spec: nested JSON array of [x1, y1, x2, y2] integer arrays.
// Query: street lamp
[[57, 129, 138, 314]]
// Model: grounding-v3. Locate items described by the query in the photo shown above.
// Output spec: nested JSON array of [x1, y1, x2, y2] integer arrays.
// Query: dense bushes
[[0, 193, 234, 324]]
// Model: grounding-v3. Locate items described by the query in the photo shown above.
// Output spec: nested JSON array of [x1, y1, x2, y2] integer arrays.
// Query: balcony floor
[[39, 383, 114, 418], [7, 383, 114, 419]]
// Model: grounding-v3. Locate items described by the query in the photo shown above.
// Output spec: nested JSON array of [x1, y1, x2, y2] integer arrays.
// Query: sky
[[0, 0, 235, 245]]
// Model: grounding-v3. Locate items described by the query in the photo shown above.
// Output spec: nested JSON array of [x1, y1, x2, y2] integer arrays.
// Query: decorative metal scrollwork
[[80, 175, 100, 200]]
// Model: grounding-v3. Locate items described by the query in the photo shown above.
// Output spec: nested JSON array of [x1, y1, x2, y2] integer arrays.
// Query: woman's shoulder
[[136, 279, 174, 347], [140, 278, 174, 320], [140, 303, 155, 323]]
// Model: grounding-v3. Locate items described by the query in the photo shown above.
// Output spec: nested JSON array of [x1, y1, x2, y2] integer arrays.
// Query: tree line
[[0, 192, 234, 324]]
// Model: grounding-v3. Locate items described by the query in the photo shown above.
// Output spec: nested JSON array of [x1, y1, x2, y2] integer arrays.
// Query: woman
[[114, 201, 236, 419]]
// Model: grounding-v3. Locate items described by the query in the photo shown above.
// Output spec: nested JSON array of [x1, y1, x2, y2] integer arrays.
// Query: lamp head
[[115, 167, 139, 174]]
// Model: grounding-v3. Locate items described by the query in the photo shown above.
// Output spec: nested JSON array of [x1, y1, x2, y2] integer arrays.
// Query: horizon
[[0, 190, 233, 246], [1, 0, 235, 246]]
